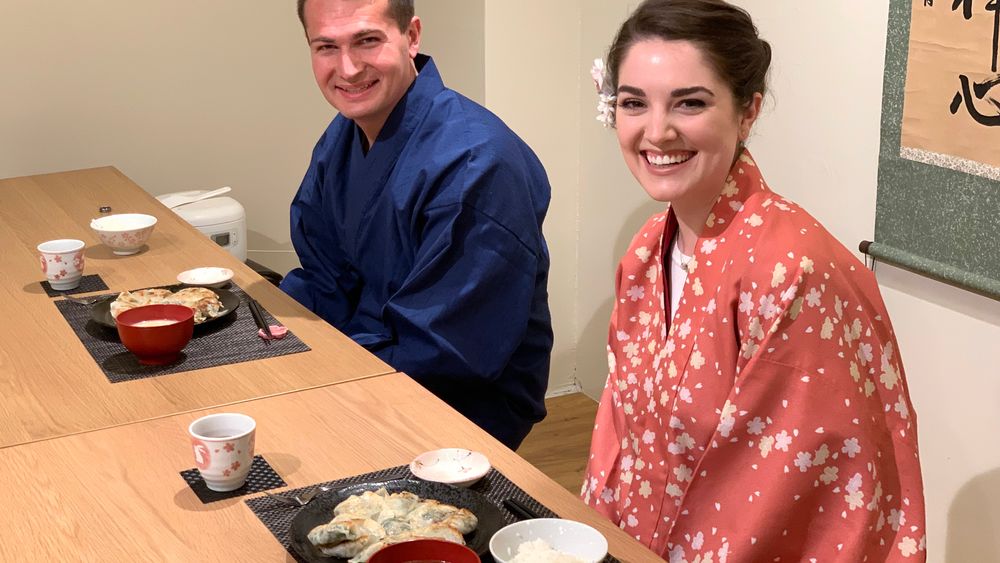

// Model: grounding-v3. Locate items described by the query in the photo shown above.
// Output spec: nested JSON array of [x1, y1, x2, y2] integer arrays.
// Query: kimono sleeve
[[279, 138, 361, 327], [363, 199, 543, 386], [580, 264, 628, 512]]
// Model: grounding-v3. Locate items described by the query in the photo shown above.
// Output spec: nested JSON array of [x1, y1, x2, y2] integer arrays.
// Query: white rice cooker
[[155, 190, 247, 261]]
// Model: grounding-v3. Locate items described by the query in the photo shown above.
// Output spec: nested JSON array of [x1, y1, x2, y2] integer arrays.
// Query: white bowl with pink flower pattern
[[90, 213, 157, 255]]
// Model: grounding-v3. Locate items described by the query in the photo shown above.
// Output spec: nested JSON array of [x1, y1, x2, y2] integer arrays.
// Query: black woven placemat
[[41, 274, 109, 296], [180, 455, 287, 504], [54, 283, 310, 383], [245, 465, 620, 563]]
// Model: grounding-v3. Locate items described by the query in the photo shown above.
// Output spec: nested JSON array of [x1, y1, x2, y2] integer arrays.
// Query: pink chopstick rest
[[257, 325, 288, 340]]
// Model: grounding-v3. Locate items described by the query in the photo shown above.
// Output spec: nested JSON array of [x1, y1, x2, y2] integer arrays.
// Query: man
[[280, 0, 553, 449]]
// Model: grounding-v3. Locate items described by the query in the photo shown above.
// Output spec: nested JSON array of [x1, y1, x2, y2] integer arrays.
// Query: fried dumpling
[[406, 499, 478, 533], [169, 287, 223, 323], [411, 522, 466, 543], [132, 288, 174, 301], [376, 491, 420, 522], [379, 517, 412, 536], [442, 509, 478, 535], [109, 288, 174, 318], [405, 499, 454, 525], [307, 515, 385, 558], [350, 537, 402, 563], [334, 489, 389, 520]]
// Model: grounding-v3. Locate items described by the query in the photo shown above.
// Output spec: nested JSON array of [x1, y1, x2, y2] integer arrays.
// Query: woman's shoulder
[[740, 191, 857, 264], [732, 192, 890, 319]]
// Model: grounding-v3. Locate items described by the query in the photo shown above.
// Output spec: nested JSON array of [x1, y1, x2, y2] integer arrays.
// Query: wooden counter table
[[0, 167, 392, 448], [0, 372, 655, 561]]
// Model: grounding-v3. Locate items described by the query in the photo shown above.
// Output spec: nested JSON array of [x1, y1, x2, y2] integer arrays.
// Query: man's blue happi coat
[[281, 55, 553, 449]]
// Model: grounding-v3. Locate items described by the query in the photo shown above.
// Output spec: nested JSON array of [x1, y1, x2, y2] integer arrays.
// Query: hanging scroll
[[900, 0, 1000, 181]]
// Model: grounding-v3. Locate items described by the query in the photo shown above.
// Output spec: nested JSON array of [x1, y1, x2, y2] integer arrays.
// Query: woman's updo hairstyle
[[606, 0, 771, 110]]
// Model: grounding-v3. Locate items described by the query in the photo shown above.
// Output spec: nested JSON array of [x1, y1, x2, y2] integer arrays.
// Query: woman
[[582, 1, 926, 560]]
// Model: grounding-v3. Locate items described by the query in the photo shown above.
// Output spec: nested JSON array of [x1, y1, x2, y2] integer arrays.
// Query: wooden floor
[[517, 392, 598, 494]]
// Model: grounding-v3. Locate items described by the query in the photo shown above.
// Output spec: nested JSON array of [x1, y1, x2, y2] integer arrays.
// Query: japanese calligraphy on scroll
[[900, 0, 1000, 180]]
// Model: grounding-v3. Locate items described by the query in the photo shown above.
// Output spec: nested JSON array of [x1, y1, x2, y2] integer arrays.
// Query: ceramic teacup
[[188, 413, 256, 492], [37, 239, 86, 290]]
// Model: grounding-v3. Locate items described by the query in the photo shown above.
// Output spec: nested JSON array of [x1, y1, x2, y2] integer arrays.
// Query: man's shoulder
[[425, 88, 533, 155]]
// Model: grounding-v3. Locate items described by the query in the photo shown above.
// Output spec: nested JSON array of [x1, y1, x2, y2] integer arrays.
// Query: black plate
[[90, 284, 240, 329], [289, 478, 504, 563]]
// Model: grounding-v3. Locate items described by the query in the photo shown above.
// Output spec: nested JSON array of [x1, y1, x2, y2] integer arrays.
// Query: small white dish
[[177, 267, 234, 288], [409, 448, 490, 488], [489, 518, 608, 563]]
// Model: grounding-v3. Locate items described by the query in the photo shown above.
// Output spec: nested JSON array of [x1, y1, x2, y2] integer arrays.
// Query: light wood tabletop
[[0, 167, 392, 449], [0, 372, 655, 562]]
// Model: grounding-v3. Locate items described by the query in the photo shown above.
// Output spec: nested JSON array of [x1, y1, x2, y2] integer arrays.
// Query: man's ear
[[406, 16, 421, 59]]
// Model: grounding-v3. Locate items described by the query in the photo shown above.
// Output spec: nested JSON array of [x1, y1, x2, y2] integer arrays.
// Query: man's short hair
[[297, 0, 415, 32]]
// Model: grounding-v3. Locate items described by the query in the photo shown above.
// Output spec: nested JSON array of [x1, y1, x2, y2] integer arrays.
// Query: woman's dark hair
[[606, 0, 770, 109], [297, 0, 415, 32]]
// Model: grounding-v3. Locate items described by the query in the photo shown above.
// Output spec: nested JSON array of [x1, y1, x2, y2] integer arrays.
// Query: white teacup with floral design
[[188, 413, 256, 492], [37, 239, 86, 290]]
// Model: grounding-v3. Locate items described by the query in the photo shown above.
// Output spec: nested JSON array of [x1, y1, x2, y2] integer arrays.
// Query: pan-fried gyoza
[[109, 287, 224, 324], [307, 487, 478, 562]]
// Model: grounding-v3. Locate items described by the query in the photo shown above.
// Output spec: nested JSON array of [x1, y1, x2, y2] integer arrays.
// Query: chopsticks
[[247, 298, 273, 344], [503, 498, 542, 521]]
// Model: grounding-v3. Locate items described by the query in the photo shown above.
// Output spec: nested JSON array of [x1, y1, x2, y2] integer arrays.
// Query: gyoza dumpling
[[380, 517, 412, 536], [406, 499, 453, 525], [407, 499, 478, 534], [411, 522, 466, 543], [131, 288, 174, 301], [307, 515, 385, 558], [335, 489, 389, 519], [109, 288, 174, 319], [375, 491, 420, 522], [441, 509, 478, 535], [169, 287, 222, 323], [350, 537, 399, 563]]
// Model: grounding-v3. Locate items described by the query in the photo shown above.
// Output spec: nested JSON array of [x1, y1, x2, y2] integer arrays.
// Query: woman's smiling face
[[614, 39, 759, 207]]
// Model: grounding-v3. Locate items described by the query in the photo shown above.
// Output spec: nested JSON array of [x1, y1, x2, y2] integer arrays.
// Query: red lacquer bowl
[[368, 539, 480, 563], [116, 304, 194, 365]]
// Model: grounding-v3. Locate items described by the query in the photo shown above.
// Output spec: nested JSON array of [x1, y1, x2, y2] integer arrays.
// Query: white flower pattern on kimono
[[805, 287, 822, 307]]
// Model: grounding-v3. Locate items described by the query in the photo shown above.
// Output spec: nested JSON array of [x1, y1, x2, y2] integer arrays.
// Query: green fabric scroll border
[[860, 241, 1000, 301], [870, 0, 1000, 302]]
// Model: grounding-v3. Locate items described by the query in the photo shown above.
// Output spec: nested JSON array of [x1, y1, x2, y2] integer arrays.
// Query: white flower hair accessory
[[591, 58, 616, 128]]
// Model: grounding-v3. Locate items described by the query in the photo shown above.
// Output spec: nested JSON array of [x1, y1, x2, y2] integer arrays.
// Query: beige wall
[[576, 0, 654, 398], [4, 3, 999, 559], [483, 0, 582, 393], [0, 0, 328, 276]]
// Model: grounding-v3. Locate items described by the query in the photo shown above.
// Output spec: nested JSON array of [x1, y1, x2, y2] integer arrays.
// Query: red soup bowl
[[368, 539, 480, 563], [116, 304, 194, 365]]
